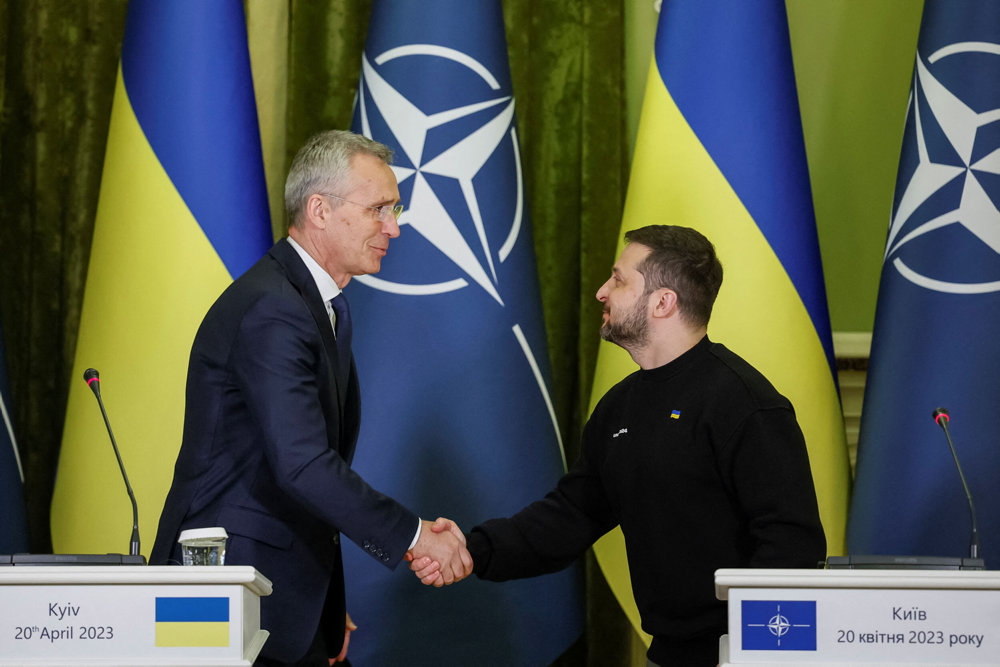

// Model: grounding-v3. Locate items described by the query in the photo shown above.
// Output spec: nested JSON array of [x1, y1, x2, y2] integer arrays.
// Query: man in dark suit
[[151, 130, 471, 666]]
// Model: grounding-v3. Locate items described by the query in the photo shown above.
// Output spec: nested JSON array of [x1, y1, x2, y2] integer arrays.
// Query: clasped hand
[[405, 517, 472, 588]]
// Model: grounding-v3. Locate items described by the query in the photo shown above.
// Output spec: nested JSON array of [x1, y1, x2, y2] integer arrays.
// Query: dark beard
[[599, 297, 649, 349]]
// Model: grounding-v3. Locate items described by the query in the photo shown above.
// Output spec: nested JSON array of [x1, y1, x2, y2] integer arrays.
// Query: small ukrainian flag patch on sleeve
[[155, 597, 229, 647], [670, 409, 681, 419]]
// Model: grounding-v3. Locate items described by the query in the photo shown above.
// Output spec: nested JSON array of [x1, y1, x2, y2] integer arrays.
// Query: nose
[[382, 215, 401, 238], [596, 279, 611, 303]]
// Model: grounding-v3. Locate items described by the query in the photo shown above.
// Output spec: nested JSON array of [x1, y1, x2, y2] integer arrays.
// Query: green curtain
[[0, 0, 639, 664], [0, 0, 130, 555]]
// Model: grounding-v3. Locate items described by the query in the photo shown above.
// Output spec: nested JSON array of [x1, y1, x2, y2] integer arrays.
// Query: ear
[[304, 193, 331, 230], [650, 288, 679, 319]]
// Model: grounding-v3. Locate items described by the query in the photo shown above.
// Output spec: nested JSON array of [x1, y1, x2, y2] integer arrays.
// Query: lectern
[[715, 568, 1000, 666], [0, 565, 271, 666]]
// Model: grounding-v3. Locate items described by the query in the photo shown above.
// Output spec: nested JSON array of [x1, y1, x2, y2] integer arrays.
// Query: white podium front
[[0, 565, 271, 666], [715, 568, 1000, 666]]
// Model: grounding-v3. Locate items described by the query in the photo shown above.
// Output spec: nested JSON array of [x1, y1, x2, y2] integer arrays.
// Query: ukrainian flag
[[155, 597, 229, 648], [590, 2, 850, 641], [50, 0, 273, 557]]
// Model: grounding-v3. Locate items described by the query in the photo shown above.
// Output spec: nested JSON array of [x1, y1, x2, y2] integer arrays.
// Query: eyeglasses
[[319, 193, 404, 221]]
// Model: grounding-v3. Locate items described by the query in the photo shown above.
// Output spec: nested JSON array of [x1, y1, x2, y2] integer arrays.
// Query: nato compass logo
[[742, 600, 816, 651], [351, 41, 564, 461], [885, 41, 1000, 294], [352, 43, 524, 306]]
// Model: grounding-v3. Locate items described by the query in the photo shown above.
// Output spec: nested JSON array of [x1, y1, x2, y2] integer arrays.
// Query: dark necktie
[[330, 293, 353, 376]]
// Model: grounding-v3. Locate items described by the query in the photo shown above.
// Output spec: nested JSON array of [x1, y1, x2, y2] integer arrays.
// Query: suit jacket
[[151, 239, 418, 663]]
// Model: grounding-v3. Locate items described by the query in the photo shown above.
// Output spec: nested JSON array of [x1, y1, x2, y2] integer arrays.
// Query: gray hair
[[284, 130, 394, 228]]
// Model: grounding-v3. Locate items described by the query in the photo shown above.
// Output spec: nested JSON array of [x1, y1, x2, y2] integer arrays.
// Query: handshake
[[405, 517, 472, 587]]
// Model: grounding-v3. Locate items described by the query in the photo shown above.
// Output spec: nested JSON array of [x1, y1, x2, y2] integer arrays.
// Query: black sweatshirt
[[468, 336, 826, 665]]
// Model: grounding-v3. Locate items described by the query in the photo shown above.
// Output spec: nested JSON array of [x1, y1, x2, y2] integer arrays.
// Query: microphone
[[824, 410, 984, 571], [932, 407, 980, 560], [84, 368, 141, 558]]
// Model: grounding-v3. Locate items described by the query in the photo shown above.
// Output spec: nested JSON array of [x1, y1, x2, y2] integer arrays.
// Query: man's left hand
[[330, 613, 357, 664]]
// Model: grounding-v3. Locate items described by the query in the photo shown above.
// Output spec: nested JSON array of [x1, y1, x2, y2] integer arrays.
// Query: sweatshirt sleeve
[[726, 407, 827, 568], [469, 418, 619, 581]]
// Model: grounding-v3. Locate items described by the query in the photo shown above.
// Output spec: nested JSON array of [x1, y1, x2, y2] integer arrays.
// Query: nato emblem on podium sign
[[742, 600, 817, 651]]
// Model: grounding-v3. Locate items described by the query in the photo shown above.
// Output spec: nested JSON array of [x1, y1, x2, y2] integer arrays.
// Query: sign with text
[[0, 585, 238, 662], [0, 578, 264, 666], [727, 587, 999, 664]]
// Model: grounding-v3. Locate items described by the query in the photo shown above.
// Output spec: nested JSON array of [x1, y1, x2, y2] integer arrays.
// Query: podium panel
[[0, 566, 271, 666], [715, 569, 1000, 666]]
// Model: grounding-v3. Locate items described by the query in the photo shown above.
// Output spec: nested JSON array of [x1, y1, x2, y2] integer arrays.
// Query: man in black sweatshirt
[[413, 225, 826, 666]]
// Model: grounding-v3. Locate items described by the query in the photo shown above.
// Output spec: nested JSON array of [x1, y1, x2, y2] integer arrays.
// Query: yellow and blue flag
[[154, 597, 229, 648], [848, 1, 1000, 566], [343, 0, 583, 663], [590, 1, 851, 641], [51, 0, 272, 557], [0, 320, 28, 554]]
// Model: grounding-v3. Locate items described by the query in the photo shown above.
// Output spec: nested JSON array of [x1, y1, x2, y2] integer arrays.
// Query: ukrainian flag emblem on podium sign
[[154, 597, 229, 648]]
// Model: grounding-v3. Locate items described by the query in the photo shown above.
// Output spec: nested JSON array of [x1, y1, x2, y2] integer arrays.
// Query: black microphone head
[[933, 406, 949, 424], [83, 368, 101, 396]]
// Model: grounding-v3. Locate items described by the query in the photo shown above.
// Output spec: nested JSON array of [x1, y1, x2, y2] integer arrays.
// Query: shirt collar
[[286, 236, 342, 303]]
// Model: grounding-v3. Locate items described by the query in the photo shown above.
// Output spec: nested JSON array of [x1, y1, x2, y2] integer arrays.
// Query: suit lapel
[[268, 239, 353, 447]]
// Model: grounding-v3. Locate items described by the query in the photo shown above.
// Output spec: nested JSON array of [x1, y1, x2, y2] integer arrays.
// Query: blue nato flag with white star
[[342, 1, 583, 664], [848, 0, 1000, 566]]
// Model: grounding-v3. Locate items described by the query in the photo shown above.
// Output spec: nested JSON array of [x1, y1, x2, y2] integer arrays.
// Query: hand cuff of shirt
[[408, 519, 421, 551]]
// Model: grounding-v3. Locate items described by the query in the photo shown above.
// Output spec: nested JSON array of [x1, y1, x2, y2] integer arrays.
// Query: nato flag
[[342, 1, 583, 664], [741, 600, 816, 652], [848, 0, 1000, 567]]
